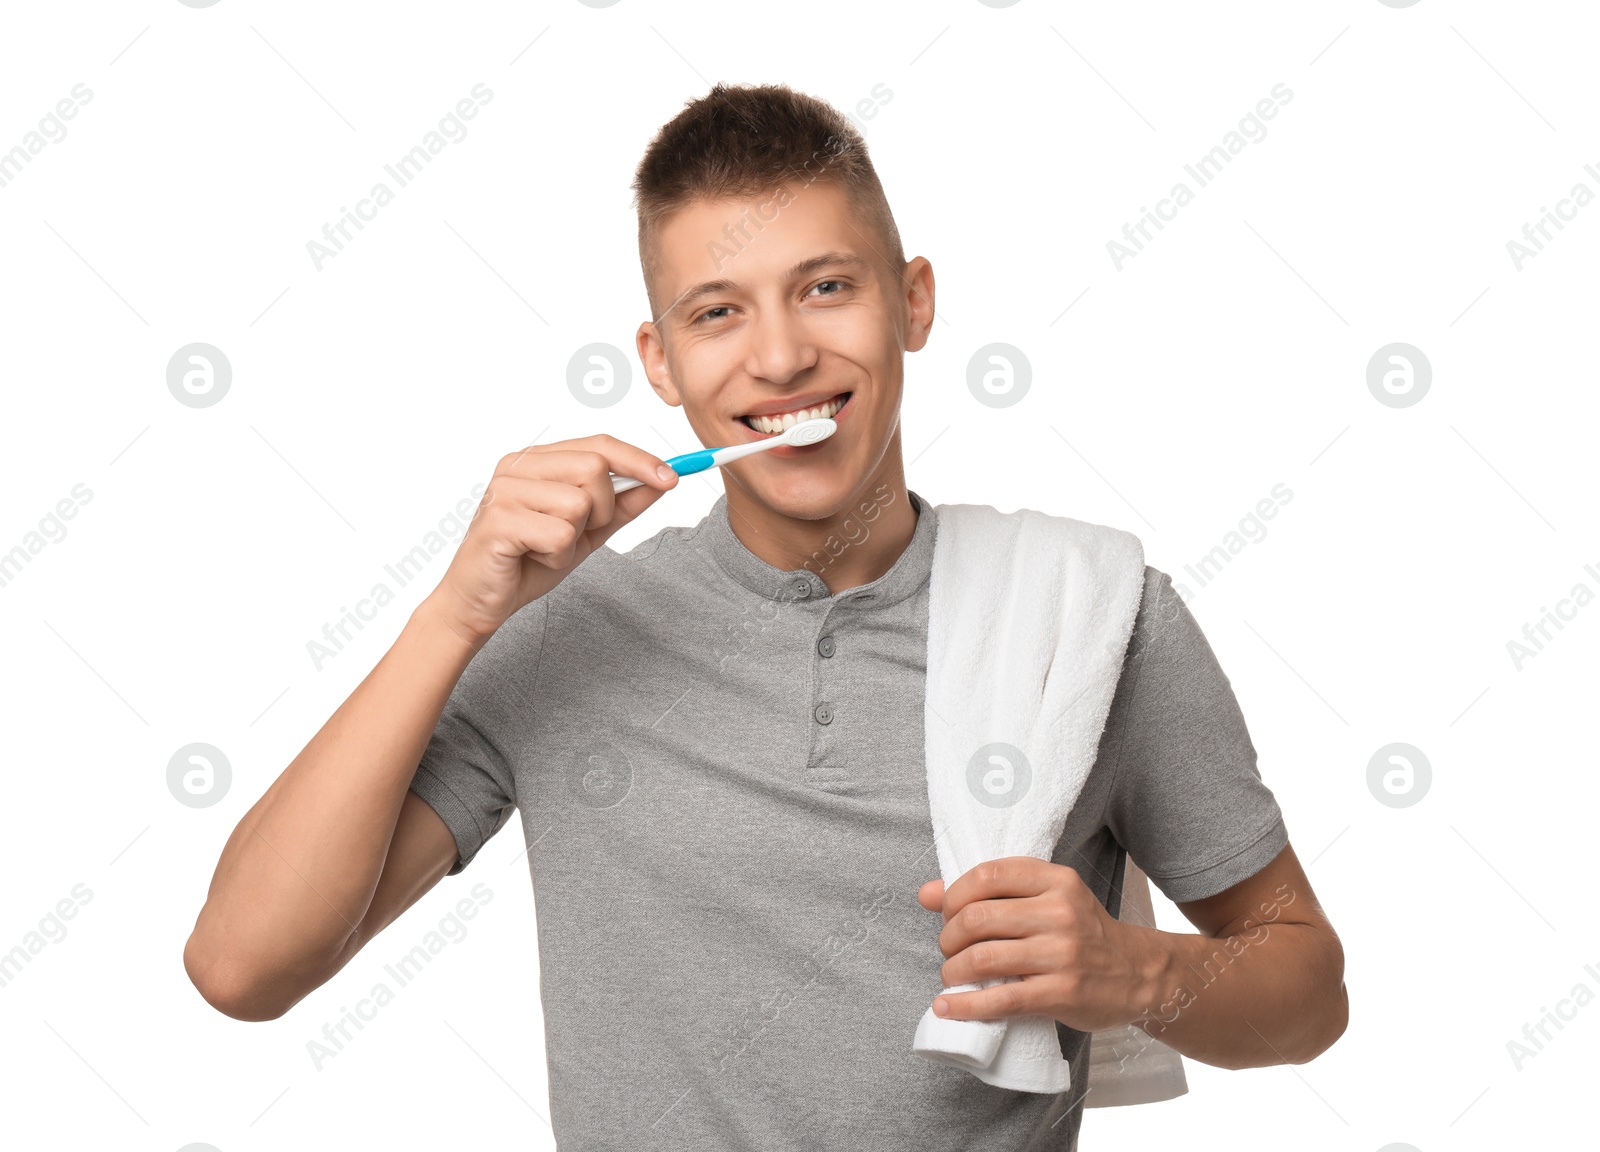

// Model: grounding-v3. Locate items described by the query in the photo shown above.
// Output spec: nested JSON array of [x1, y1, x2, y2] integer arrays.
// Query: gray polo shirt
[[408, 486, 1286, 1151]]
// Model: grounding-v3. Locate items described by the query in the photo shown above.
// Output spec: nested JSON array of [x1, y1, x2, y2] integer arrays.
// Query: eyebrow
[[665, 251, 870, 321]]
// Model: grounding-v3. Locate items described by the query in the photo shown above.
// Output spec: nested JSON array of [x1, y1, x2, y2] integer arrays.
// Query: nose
[[742, 300, 819, 386]]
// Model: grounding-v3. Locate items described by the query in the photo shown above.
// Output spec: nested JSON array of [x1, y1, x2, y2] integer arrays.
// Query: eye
[[692, 305, 732, 326], [808, 279, 848, 298]]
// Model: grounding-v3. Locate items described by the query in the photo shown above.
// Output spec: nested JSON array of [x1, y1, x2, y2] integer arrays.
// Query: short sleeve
[[1103, 567, 1287, 904], [408, 598, 547, 875]]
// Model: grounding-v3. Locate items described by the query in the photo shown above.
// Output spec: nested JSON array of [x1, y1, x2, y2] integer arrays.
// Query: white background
[[1, 1, 1595, 1149]]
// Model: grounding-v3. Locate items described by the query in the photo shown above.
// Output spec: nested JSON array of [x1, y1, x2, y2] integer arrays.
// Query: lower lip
[[737, 393, 852, 456]]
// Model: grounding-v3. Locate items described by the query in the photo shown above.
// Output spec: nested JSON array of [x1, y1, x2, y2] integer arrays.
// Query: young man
[[185, 84, 1346, 1149]]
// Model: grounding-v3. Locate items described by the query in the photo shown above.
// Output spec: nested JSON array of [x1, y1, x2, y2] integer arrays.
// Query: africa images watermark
[[305, 481, 487, 670], [0, 883, 94, 991], [1504, 559, 1600, 671], [1111, 879, 1297, 1074], [1107, 82, 1293, 270], [703, 82, 892, 275], [710, 481, 898, 669], [1505, 959, 1600, 1071], [708, 883, 896, 1075], [0, 483, 94, 591], [1504, 159, 1600, 271], [1169, 482, 1293, 605], [305, 83, 493, 271], [306, 881, 493, 1070], [0, 83, 92, 191]]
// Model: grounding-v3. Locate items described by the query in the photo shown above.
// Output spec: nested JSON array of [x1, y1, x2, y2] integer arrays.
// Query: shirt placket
[[805, 587, 877, 786]]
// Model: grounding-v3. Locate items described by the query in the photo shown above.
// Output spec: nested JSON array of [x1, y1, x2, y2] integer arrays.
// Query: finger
[[939, 937, 1057, 989], [916, 879, 945, 913], [938, 895, 1061, 959], [932, 976, 1049, 1023], [498, 437, 677, 498], [557, 443, 679, 535], [470, 477, 605, 569], [941, 857, 1061, 924]]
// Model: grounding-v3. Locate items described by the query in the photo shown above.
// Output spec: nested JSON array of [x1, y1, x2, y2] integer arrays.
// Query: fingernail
[[656, 464, 675, 482], [933, 998, 949, 1017]]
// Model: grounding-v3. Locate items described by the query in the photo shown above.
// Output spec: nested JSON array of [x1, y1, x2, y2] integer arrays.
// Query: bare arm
[[183, 436, 679, 1021], [183, 601, 483, 1021], [1140, 842, 1348, 1068]]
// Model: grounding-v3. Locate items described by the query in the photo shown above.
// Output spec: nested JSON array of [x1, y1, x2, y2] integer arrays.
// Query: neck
[[721, 442, 916, 596]]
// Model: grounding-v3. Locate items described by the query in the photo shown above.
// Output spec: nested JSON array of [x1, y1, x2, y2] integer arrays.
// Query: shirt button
[[817, 636, 836, 658], [792, 578, 811, 597], [814, 702, 833, 725]]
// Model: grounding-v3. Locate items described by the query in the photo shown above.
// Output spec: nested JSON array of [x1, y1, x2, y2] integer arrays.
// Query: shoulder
[[540, 515, 718, 621], [1123, 566, 1203, 662], [589, 514, 709, 585], [928, 501, 1145, 574]]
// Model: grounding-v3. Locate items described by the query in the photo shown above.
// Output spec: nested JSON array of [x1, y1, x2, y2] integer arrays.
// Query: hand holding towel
[[912, 502, 1146, 1094]]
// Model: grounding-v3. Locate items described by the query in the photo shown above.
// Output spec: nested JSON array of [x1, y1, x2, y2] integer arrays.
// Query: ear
[[900, 256, 936, 354], [636, 320, 682, 407]]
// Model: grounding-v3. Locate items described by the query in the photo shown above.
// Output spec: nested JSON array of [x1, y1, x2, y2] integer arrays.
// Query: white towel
[[912, 501, 1146, 1094]]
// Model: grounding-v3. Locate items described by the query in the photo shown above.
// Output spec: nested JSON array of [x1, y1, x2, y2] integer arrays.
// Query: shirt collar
[[701, 487, 935, 609]]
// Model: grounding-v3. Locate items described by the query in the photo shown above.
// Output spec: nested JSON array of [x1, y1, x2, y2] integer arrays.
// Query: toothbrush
[[610, 416, 838, 493]]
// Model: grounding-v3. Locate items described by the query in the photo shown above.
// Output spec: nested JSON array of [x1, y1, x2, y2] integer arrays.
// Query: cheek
[[829, 325, 897, 390]]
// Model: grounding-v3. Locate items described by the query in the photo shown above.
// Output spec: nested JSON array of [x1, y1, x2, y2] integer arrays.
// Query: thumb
[[917, 878, 946, 913]]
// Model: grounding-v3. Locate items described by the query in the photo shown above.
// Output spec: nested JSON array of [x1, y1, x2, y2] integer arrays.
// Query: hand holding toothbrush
[[425, 435, 679, 646]]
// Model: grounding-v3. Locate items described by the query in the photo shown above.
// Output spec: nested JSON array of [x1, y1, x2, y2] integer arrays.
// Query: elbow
[[184, 933, 291, 1023], [1288, 932, 1349, 1064], [1292, 976, 1348, 1064]]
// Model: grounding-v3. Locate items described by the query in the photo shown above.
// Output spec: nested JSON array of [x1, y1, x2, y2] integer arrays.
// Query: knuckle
[[551, 517, 580, 548], [968, 942, 995, 975], [564, 485, 595, 521]]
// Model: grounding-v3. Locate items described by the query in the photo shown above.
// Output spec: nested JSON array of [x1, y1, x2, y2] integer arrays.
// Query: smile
[[738, 392, 851, 435]]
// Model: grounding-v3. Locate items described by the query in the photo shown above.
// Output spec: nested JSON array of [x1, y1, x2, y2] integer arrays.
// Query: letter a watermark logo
[[167, 343, 232, 408]]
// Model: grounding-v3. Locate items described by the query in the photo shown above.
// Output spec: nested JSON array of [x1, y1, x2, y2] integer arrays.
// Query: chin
[[745, 472, 860, 521]]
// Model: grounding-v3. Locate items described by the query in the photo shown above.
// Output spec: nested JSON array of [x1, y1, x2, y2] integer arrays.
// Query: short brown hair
[[631, 82, 905, 318]]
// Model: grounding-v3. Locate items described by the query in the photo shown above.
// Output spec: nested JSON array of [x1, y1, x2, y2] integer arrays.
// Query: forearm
[[184, 596, 482, 1014], [1126, 914, 1347, 1069]]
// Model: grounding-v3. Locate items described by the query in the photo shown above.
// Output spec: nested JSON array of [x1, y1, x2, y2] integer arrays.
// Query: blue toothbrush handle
[[665, 448, 719, 475], [610, 447, 720, 494]]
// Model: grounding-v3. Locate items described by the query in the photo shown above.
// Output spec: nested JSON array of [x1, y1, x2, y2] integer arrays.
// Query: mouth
[[736, 391, 852, 436]]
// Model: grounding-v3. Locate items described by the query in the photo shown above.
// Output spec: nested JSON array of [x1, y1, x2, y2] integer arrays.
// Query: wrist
[[411, 593, 493, 659], [1122, 922, 1189, 1027]]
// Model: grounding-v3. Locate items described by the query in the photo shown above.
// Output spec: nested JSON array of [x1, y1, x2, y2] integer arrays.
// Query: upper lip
[[738, 390, 851, 418]]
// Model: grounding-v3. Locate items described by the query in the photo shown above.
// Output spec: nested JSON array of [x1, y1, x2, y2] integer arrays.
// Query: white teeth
[[748, 395, 845, 434]]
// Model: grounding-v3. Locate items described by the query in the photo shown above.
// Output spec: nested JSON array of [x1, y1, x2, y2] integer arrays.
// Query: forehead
[[651, 181, 876, 300]]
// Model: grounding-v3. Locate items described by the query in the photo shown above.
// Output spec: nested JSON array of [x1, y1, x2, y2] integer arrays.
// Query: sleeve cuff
[[408, 764, 487, 876], [1143, 815, 1288, 905]]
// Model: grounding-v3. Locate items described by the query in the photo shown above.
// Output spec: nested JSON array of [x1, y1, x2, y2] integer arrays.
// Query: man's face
[[636, 180, 932, 519]]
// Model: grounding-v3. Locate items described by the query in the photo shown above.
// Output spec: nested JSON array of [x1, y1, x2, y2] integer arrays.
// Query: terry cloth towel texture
[[911, 501, 1147, 1094]]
